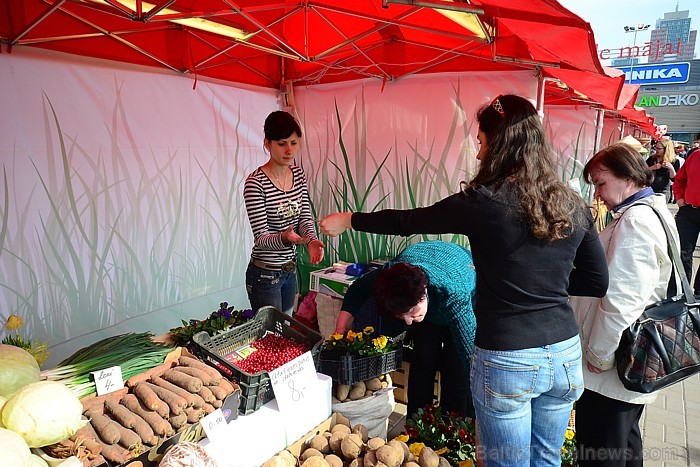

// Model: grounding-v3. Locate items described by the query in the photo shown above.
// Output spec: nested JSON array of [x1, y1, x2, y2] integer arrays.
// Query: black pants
[[575, 390, 645, 467], [407, 320, 474, 418], [675, 205, 700, 293]]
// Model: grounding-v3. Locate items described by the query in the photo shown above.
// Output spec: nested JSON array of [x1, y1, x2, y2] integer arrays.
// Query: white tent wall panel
[[1, 48, 276, 366]]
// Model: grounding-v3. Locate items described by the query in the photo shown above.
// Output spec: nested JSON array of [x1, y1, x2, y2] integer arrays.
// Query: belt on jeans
[[251, 259, 296, 272]]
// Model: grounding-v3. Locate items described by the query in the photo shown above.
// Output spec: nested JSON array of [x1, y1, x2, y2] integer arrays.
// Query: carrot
[[121, 394, 173, 437], [125, 361, 173, 388], [88, 413, 121, 445], [129, 412, 158, 446], [104, 397, 138, 428], [184, 406, 205, 423], [203, 403, 216, 415], [178, 356, 223, 383], [114, 424, 142, 451], [133, 382, 169, 418], [208, 383, 228, 401], [150, 375, 197, 407], [197, 385, 216, 404], [141, 381, 187, 416], [161, 369, 203, 393], [168, 412, 188, 430], [81, 388, 128, 413], [87, 454, 107, 467], [98, 441, 128, 465], [216, 377, 237, 395], [173, 365, 215, 385], [70, 424, 103, 456]]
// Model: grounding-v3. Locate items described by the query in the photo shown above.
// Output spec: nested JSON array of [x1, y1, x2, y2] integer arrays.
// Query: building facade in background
[[648, 7, 697, 63]]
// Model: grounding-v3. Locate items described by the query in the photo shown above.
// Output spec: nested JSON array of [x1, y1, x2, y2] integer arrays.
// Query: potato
[[364, 450, 378, 467], [403, 463, 420, 467], [324, 454, 343, 467], [309, 434, 331, 454], [331, 423, 351, 436], [352, 424, 369, 443], [336, 384, 351, 401], [364, 377, 382, 391], [418, 446, 439, 467], [386, 440, 405, 464], [278, 450, 297, 466], [301, 448, 324, 462], [376, 445, 402, 467], [341, 433, 364, 460], [364, 390, 374, 397], [380, 381, 388, 389], [437, 457, 451, 467], [329, 431, 346, 454], [262, 454, 291, 467], [349, 457, 365, 467], [301, 457, 331, 467], [331, 412, 351, 428], [348, 381, 366, 400], [367, 437, 385, 450], [392, 440, 412, 462]]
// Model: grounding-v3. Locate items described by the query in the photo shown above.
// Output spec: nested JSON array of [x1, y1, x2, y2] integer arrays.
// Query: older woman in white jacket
[[571, 143, 680, 467]]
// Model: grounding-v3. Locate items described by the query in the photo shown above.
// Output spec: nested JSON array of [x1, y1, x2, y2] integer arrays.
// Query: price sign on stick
[[269, 351, 318, 414], [202, 408, 228, 444], [91, 366, 124, 396]]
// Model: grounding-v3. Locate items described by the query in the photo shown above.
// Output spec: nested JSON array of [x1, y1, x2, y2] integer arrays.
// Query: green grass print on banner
[[302, 83, 474, 274], [0, 90, 252, 347]]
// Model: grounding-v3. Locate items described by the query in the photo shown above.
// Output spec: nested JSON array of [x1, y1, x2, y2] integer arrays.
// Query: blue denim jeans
[[245, 262, 297, 315], [470, 334, 584, 467]]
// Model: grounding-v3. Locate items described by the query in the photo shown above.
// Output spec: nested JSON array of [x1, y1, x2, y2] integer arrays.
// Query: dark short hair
[[374, 263, 428, 319], [583, 143, 653, 187], [264, 111, 302, 141]]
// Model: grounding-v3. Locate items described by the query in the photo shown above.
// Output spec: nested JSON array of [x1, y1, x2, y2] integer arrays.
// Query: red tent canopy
[[3, 0, 621, 100]]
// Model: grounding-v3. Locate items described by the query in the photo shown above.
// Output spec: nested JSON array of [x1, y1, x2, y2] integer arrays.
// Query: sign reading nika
[[638, 94, 700, 107], [615, 62, 690, 86]]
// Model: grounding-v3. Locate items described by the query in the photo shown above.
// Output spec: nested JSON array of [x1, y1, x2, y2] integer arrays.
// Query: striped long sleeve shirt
[[243, 165, 318, 266]]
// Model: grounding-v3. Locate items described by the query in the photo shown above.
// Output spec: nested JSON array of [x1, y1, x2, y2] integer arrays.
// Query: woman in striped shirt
[[243, 111, 324, 315]]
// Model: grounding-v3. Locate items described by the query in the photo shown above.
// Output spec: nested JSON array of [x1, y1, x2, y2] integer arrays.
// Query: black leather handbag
[[615, 205, 700, 393]]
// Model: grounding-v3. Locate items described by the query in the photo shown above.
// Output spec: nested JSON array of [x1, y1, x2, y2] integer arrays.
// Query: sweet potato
[[177, 356, 223, 383], [161, 368, 203, 393]]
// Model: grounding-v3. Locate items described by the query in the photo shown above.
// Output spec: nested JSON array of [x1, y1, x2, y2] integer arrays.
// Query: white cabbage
[[2, 381, 86, 448], [28, 453, 49, 467], [0, 395, 7, 428], [0, 427, 31, 466], [0, 344, 40, 398]]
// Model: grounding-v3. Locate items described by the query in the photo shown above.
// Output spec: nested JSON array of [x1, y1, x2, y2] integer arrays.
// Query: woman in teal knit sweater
[[335, 240, 477, 417]]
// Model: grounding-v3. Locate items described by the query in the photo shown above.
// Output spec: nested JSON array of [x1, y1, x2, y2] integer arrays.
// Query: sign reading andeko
[[615, 62, 690, 85]]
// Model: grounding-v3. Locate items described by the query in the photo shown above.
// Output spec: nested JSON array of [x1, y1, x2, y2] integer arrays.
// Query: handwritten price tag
[[268, 351, 318, 414], [202, 408, 228, 443], [91, 366, 124, 396]]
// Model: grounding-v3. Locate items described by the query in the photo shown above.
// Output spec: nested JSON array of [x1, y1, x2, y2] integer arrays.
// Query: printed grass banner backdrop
[[0, 47, 277, 365]]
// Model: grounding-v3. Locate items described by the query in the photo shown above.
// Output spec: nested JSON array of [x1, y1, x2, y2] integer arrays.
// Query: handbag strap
[[628, 203, 696, 303]]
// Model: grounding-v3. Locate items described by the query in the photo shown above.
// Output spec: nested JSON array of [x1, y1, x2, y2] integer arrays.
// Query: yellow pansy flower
[[565, 429, 575, 440], [5, 314, 23, 331], [356, 332, 363, 340], [372, 335, 388, 349], [346, 330, 357, 342], [409, 442, 425, 458], [435, 447, 449, 455], [394, 434, 409, 443], [363, 326, 375, 334], [329, 333, 343, 341], [458, 460, 474, 467]]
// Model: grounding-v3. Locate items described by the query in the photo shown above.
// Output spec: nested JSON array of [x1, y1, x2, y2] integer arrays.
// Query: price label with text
[[268, 351, 318, 414], [202, 408, 228, 443], [91, 366, 124, 396]]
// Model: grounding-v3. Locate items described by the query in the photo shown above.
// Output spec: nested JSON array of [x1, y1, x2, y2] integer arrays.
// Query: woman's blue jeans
[[245, 262, 297, 316], [470, 334, 584, 467]]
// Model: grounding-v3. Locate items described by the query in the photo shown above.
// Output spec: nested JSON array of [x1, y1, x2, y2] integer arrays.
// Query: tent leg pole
[[620, 121, 626, 139], [593, 108, 604, 155]]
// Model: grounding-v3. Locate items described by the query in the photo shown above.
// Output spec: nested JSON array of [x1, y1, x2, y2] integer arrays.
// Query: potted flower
[[402, 404, 477, 467], [561, 428, 577, 466], [169, 302, 254, 349]]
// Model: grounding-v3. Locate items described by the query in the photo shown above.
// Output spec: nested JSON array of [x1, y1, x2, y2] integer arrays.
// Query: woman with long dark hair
[[320, 94, 609, 466]]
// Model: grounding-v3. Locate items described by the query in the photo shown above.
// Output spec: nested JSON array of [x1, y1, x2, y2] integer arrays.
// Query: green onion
[[41, 332, 174, 398]]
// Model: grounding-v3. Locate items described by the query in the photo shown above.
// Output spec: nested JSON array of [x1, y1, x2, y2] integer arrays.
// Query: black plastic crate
[[193, 306, 324, 395], [238, 379, 275, 415], [318, 333, 405, 385]]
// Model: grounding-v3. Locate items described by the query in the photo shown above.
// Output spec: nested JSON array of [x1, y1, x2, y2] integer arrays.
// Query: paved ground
[[386, 202, 700, 466]]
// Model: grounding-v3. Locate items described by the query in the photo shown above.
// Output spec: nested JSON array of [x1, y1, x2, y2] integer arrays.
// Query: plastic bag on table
[[331, 388, 395, 439]]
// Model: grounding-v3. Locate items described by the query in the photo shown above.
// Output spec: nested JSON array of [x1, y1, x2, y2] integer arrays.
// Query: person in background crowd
[[646, 138, 679, 203], [672, 134, 700, 295], [335, 240, 477, 418], [243, 111, 324, 315], [686, 135, 700, 159], [617, 135, 646, 158], [320, 94, 609, 467], [676, 144, 687, 162], [572, 143, 679, 467]]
